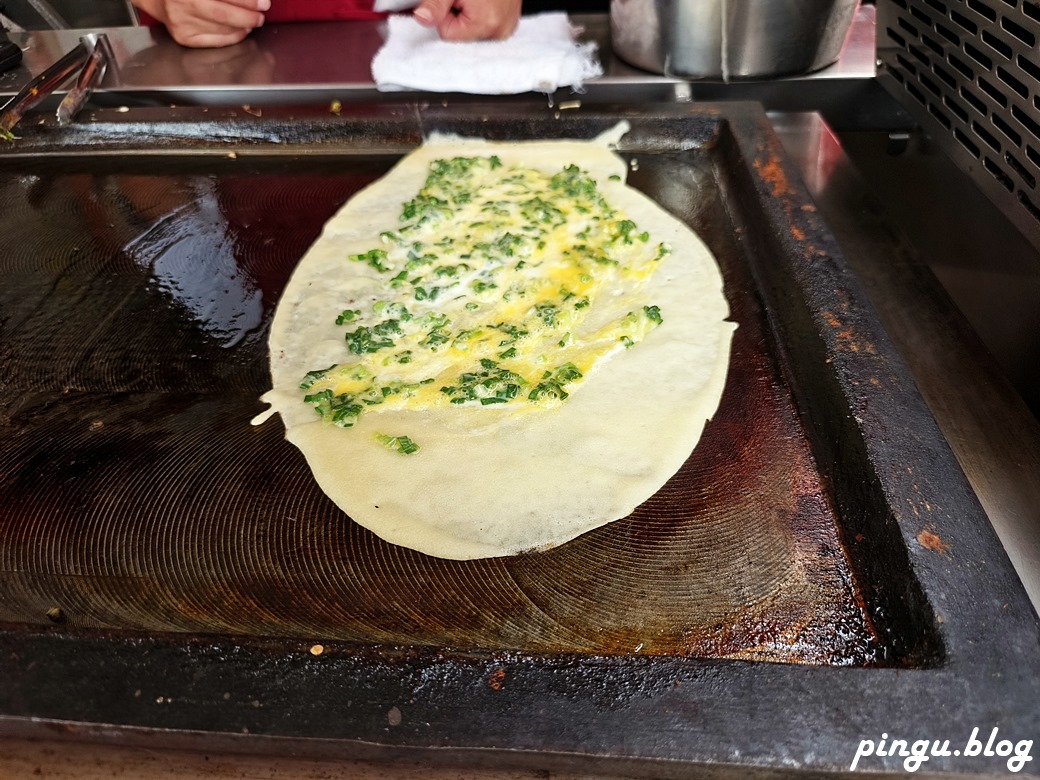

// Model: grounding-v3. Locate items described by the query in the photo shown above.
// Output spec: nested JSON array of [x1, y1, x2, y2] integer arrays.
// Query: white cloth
[[370, 12, 603, 94]]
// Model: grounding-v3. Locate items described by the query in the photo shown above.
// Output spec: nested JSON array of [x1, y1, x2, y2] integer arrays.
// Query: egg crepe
[[257, 127, 735, 559]]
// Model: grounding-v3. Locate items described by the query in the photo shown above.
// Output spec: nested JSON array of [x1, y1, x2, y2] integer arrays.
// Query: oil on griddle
[[0, 150, 884, 665]]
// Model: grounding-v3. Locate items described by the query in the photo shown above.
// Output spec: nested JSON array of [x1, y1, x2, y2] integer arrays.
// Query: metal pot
[[610, 0, 860, 80]]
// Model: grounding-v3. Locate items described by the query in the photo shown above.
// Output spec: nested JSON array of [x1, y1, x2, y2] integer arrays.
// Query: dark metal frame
[[0, 102, 1037, 777]]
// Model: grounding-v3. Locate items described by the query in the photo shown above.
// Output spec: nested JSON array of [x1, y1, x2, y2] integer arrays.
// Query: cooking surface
[[0, 123, 880, 663]]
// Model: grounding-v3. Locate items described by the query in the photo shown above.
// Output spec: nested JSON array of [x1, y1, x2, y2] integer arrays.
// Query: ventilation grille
[[877, 0, 1040, 248]]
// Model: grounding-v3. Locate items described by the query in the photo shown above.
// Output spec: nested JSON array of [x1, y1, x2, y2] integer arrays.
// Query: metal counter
[[1, 9, 890, 120]]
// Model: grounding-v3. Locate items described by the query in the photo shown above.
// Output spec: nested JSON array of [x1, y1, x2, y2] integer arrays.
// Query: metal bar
[[24, 0, 68, 29]]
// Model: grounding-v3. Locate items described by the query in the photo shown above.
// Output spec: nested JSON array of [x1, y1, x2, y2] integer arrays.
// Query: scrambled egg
[[299, 155, 669, 438]]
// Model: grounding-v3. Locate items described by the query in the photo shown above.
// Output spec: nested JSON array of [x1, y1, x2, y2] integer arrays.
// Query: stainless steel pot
[[610, 0, 860, 80]]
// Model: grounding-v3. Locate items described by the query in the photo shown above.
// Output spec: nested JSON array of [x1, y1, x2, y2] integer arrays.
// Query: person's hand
[[412, 0, 522, 40], [132, 0, 269, 48]]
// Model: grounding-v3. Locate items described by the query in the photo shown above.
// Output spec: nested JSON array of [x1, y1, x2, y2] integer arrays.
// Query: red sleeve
[[137, 0, 384, 25], [267, 0, 383, 21]]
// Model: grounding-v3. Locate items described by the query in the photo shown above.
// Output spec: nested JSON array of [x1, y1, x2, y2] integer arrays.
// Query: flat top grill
[[0, 139, 878, 664], [0, 103, 1036, 776]]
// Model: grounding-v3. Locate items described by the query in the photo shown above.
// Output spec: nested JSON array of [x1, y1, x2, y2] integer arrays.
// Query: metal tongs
[[0, 32, 113, 135]]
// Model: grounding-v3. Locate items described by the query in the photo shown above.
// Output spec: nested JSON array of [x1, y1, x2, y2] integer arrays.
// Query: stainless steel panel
[[877, 0, 1040, 250]]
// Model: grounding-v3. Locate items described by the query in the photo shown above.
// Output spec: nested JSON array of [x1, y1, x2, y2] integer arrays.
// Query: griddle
[[0, 102, 1036, 777]]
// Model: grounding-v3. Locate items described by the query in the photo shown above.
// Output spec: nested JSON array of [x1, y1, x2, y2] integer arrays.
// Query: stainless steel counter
[[1, 8, 895, 123]]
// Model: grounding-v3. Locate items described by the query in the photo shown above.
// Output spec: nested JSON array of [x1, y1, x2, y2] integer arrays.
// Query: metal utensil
[[56, 34, 113, 126], [0, 38, 89, 133]]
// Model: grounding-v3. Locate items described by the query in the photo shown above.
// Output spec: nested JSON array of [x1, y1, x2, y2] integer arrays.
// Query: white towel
[[371, 12, 603, 94]]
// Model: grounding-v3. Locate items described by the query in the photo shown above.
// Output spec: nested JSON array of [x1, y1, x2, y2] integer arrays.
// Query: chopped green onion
[[349, 248, 391, 273], [300, 365, 334, 390], [375, 434, 420, 455], [345, 326, 395, 354]]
